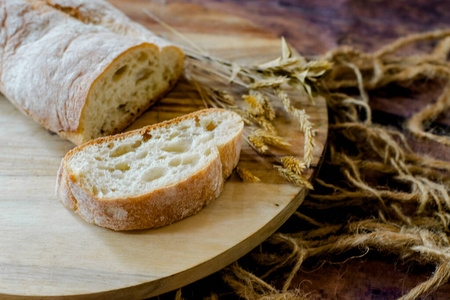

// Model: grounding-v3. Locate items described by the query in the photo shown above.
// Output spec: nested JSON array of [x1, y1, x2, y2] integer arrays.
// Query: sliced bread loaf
[[56, 109, 244, 230], [1, 0, 184, 145]]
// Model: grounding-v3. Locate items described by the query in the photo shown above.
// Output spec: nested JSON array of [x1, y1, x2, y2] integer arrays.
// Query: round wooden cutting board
[[0, 1, 328, 299]]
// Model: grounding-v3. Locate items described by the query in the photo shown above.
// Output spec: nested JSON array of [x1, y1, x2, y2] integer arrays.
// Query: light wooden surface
[[0, 2, 328, 298]]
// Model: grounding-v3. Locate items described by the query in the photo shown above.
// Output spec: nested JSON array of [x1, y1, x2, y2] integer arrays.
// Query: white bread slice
[[56, 109, 244, 231], [1, 0, 184, 145]]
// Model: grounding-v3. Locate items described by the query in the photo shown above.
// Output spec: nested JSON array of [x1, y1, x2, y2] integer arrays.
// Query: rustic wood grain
[[0, 2, 328, 298]]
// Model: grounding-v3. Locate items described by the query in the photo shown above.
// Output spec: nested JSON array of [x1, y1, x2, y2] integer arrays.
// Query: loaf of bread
[[0, 0, 184, 145], [56, 109, 244, 230]]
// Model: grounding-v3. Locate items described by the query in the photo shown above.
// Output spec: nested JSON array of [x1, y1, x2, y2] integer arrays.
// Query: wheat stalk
[[243, 94, 265, 114], [274, 166, 313, 189], [254, 129, 291, 149], [274, 89, 316, 167], [248, 133, 269, 153], [282, 156, 307, 175], [249, 76, 289, 89], [236, 167, 261, 183], [250, 90, 276, 120]]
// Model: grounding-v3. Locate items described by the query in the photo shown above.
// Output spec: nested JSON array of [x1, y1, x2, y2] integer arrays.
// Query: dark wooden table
[[164, 1, 450, 299]]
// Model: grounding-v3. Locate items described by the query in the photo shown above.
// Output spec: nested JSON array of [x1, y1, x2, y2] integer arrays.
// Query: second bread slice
[[56, 109, 244, 230]]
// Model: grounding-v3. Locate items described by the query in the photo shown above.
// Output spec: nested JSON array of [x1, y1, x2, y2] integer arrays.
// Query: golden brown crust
[[56, 109, 243, 230], [66, 155, 223, 230], [56, 160, 78, 211]]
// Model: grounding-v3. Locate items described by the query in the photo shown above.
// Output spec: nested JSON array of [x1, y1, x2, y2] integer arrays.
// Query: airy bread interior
[[66, 110, 243, 199], [79, 44, 184, 143]]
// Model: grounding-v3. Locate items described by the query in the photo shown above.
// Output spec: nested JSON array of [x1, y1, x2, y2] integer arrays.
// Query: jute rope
[[170, 29, 450, 300]]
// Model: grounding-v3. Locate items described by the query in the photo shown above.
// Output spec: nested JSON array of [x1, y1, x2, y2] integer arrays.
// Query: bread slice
[[56, 109, 244, 230], [1, 0, 184, 145]]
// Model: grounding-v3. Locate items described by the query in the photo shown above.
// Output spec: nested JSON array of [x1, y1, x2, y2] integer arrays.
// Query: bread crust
[[56, 109, 243, 230], [0, 0, 184, 145]]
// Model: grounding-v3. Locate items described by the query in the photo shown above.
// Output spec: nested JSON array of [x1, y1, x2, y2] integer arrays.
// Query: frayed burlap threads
[[408, 84, 450, 146], [324, 29, 450, 145], [221, 216, 450, 299], [218, 29, 450, 300], [222, 263, 306, 300], [268, 218, 450, 299], [324, 30, 450, 91]]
